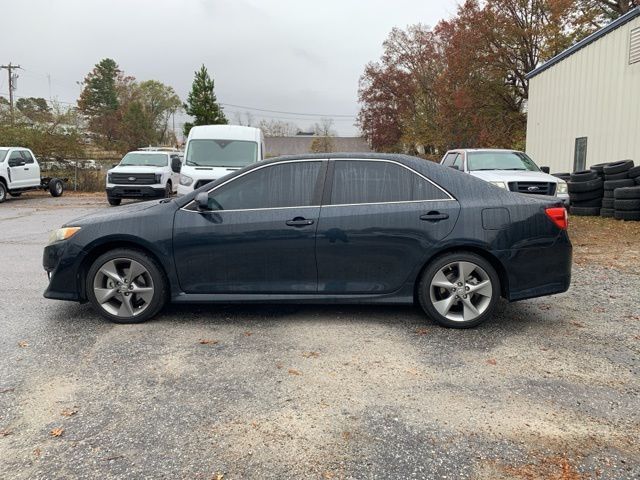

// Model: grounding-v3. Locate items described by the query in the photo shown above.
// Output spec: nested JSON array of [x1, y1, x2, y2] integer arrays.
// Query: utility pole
[[1, 62, 21, 124]]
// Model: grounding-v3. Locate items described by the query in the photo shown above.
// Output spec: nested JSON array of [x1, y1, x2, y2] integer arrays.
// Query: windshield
[[0, 150, 7, 163], [186, 139, 258, 167], [119, 152, 168, 167], [467, 151, 540, 172]]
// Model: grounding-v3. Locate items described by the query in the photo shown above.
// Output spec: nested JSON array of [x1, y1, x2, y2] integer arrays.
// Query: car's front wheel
[[86, 249, 167, 323], [107, 197, 121, 206], [418, 252, 500, 328]]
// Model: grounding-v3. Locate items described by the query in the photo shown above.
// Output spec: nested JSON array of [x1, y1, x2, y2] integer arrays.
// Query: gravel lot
[[1, 193, 638, 479]]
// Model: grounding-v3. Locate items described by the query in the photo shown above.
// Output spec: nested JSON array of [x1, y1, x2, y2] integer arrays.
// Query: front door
[[173, 160, 326, 294], [316, 159, 460, 294], [7, 150, 30, 188]]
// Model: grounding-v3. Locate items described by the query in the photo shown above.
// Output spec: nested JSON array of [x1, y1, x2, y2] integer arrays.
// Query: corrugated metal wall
[[526, 16, 640, 173]]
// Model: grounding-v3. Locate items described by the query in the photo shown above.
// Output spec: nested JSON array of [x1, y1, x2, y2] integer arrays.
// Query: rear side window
[[207, 161, 323, 210], [330, 160, 449, 205]]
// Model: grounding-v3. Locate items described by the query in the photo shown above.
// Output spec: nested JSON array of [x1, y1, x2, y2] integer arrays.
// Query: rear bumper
[[496, 233, 572, 301], [106, 186, 165, 199]]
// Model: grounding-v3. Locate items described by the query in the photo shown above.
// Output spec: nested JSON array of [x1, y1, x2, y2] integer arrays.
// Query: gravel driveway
[[0, 194, 638, 479]]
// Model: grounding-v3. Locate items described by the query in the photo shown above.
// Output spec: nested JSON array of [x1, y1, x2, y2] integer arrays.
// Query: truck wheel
[[165, 182, 172, 198], [49, 179, 64, 197], [0, 182, 6, 203], [108, 197, 122, 206], [9, 192, 21, 197]]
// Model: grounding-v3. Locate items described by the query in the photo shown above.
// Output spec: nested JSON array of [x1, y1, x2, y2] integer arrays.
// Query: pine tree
[[183, 65, 227, 137]]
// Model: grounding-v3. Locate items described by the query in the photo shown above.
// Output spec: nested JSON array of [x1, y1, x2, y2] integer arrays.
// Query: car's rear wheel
[[165, 182, 172, 198], [86, 249, 167, 323], [49, 179, 64, 197], [418, 252, 500, 328], [0, 182, 7, 203]]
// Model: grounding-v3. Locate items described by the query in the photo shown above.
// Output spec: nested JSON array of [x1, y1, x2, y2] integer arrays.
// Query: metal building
[[525, 7, 640, 173]]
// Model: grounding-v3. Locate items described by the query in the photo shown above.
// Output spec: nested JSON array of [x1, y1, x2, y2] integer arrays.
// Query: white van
[[177, 125, 264, 195]]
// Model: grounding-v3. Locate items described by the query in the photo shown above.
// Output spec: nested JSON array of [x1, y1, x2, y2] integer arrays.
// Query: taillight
[[545, 207, 568, 230]]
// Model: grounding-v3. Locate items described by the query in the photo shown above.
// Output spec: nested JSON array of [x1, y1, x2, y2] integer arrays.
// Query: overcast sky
[[3, 0, 456, 136]]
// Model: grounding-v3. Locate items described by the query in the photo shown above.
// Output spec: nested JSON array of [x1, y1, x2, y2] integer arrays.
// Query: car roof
[[447, 148, 523, 153], [124, 150, 171, 155], [187, 125, 262, 142]]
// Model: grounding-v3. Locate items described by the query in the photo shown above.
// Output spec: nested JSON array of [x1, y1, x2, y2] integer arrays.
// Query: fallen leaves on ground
[[0, 388, 15, 394], [302, 351, 320, 358], [415, 328, 429, 336], [0, 429, 13, 437], [198, 339, 219, 345], [570, 321, 585, 328], [61, 408, 78, 417], [243, 331, 253, 337], [288, 369, 302, 376], [342, 431, 351, 441], [486, 358, 497, 366], [17, 341, 29, 348], [33, 448, 41, 458], [212, 473, 224, 480], [49, 427, 64, 437]]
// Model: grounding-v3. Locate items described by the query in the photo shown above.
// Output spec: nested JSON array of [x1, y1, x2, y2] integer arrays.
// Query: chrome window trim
[[180, 158, 456, 213]]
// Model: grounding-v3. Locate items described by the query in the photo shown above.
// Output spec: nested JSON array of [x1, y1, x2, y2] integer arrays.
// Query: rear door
[[316, 159, 460, 294], [20, 150, 41, 187], [7, 150, 29, 188]]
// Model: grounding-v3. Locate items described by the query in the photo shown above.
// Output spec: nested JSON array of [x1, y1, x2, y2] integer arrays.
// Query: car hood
[[470, 170, 561, 183], [64, 199, 173, 227], [108, 165, 165, 174]]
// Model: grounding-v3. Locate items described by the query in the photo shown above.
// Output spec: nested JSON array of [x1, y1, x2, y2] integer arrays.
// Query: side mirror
[[540, 166, 550, 174], [195, 192, 210, 211], [171, 157, 182, 173]]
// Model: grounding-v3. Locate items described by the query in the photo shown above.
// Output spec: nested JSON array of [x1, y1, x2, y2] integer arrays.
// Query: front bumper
[[43, 240, 84, 301], [106, 186, 165, 199]]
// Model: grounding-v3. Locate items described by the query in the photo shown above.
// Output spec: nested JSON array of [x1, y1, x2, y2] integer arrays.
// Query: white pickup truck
[[0, 147, 65, 203], [441, 149, 569, 204]]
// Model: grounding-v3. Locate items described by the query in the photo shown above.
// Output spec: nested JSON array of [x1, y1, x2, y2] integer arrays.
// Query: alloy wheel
[[92, 258, 155, 318], [429, 261, 493, 322]]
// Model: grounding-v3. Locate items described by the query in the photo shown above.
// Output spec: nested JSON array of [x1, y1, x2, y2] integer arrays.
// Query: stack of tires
[[613, 186, 640, 221], [567, 170, 603, 216], [552, 172, 571, 183], [601, 160, 636, 218]]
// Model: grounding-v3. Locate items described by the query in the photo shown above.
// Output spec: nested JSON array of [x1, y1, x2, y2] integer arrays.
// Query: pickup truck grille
[[508, 181, 556, 196], [110, 173, 156, 185]]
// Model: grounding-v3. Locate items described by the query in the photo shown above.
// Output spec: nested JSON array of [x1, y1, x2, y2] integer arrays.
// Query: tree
[[183, 65, 227, 136], [257, 119, 299, 137], [137, 80, 181, 144], [309, 118, 335, 152], [121, 100, 156, 150], [16, 97, 52, 123], [77, 58, 121, 141]]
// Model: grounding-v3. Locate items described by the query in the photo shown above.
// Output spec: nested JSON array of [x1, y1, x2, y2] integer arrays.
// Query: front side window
[[186, 139, 258, 168], [442, 153, 458, 167], [467, 151, 540, 172], [120, 153, 168, 167], [20, 151, 34, 164], [330, 160, 449, 205], [206, 161, 322, 211]]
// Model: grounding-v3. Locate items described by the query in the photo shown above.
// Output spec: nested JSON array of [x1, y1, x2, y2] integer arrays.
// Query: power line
[[220, 102, 356, 118], [1, 62, 21, 123]]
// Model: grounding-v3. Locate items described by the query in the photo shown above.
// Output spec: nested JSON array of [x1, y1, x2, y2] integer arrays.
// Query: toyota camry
[[43, 153, 572, 328]]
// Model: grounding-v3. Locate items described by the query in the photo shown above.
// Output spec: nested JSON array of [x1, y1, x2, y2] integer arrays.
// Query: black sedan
[[43, 153, 572, 328]]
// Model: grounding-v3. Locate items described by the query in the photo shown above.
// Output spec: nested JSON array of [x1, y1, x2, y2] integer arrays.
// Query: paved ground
[[0, 193, 638, 479]]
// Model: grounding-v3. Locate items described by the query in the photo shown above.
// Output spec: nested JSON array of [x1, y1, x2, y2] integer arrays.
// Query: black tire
[[602, 197, 615, 209], [567, 178, 602, 193], [570, 206, 601, 216], [604, 179, 634, 190], [107, 197, 122, 206], [0, 182, 6, 203], [604, 190, 614, 198], [614, 198, 640, 211], [614, 210, 640, 221], [165, 182, 172, 198], [418, 252, 500, 329], [628, 166, 640, 179], [552, 172, 571, 178], [603, 160, 633, 175], [600, 208, 615, 217], [636, 177, 640, 185], [85, 248, 168, 324], [590, 163, 610, 174], [9, 192, 22, 197], [569, 189, 604, 202], [570, 170, 598, 182], [613, 186, 640, 199], [571, 198, 602, 208], [605, 171, 629, 181], [49, 178, 64, 197]]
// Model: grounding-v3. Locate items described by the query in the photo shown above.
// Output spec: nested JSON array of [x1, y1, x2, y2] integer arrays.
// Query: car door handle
[[420, 212, 449, 222], [286, 217, 314, 227], [24, 168, 29, 170]]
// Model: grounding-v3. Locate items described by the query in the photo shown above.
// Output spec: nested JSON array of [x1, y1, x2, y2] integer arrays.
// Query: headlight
[[180, 174, 193, 186], [556, 181, 568, 195], [48, 227, 81, 244], [490, 181, 508, 189], [107, 173, 113, 183], [155, 173, 162, 184]]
